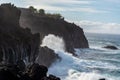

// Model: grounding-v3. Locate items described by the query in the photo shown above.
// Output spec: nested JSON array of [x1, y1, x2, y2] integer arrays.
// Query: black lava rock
[[99, 78, 106, 80], [103, 45, 118, 50], [28, 63, 48, 80]]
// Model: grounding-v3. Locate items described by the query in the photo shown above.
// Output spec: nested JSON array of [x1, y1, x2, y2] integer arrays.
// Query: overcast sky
[[0, 0, 120, 34]]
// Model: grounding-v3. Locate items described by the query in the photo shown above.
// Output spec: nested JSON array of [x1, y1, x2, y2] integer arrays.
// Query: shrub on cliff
[[29, 6, 37, 13], [28, 6, 63, 20], [46, 13, 63, 19], [38, 9, 45, 16]]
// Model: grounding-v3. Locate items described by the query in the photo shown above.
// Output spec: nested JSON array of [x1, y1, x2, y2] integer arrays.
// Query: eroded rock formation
[[20, 8, 89, 53]]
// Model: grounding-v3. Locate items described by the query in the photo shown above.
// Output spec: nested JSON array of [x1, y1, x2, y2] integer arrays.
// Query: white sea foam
[[48, 50, 118, 80], [65, 70, 103, 80], [41, 34, 65, 51]]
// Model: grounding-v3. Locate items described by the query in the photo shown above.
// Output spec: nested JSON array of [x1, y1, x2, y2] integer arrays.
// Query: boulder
[[28, 63, 48, 80], [48, 74, 61, 80], [42, 75, 61, 80], [0, 64, 31, 80], [103, 45, 118, 50], [36, 46, 60, 67], [0, 68, 19, 80], [99, 78, 106, 80]]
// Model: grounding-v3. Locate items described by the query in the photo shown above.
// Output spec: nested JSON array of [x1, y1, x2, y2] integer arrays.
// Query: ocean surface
[[42, 33, 120, 80]]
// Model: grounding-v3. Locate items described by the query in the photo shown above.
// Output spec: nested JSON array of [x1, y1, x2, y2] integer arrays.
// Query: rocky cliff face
[[20, 8, 89, 53], [0, 4, 61, 80], [0, 4, 40, 65], [0, 4, 20, 26]]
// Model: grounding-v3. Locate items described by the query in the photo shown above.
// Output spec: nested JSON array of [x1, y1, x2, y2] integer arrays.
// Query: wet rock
[[0, 64, 31, 80], [0, 68, 19, 80], [41, 75, 61, 80], [36, 46, 60, 67], [0, 57, 60, 80], [99, 78, 106, 80], [48, 74, 61, 80], [17, 60, 26, 72], [28, 63, 48, 80], [103, 45, 118, 50]]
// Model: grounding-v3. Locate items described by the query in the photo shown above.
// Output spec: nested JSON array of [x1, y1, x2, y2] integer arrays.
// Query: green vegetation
[[29, 6, 37, 13], [28, 6, 63, 20], [46, 13, 62, 19], [38, 9, 45, 15]]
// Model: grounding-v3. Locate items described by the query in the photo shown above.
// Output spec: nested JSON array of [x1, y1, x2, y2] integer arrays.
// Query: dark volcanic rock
[[103, 45, 118, 50], [0, 63, 60, 80], [0, 68, 19, 80], [48, 74, 61, 80], [99, 78, 106, 80], [20, 8, 89, 53], [0, 3, 21, 26], [28, 63, 48, 80], [36, 46, 60, 67], [16, 60, 26, 71], [27, 63, 61, 80], [0, 3, 40, 65], [0, 64, 31, 80]]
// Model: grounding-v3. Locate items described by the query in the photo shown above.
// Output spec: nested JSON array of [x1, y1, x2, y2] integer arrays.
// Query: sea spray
[[41, 34, 65, 51]]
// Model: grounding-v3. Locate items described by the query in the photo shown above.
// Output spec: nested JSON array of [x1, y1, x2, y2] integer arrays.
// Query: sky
[[0, 0, 120, 34]]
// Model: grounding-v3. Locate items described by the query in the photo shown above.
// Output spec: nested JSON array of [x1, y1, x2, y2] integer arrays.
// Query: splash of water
[[41, 34, 65, 51], [65, 69, 103, 80]]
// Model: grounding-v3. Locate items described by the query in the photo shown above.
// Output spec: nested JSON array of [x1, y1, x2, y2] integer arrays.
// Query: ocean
[[42, 33, 120, 80]]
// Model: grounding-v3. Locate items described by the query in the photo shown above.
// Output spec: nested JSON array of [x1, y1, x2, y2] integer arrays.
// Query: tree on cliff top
[[38, 9, 45, 15], [29, 6, 37, 13], [28, 6, 63, 20]]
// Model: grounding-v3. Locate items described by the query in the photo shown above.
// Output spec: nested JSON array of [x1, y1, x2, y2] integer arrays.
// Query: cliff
[[0, 4, 40, 65], [20, 8, 89, 53], [0, 4, 61, 80], [0, 3, 89, 80], [0, 3, 89, 66]]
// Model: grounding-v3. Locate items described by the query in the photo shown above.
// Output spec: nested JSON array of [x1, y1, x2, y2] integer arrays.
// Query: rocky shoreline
[[0, 63, 60, 80], [0, 3, 89, 80]]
